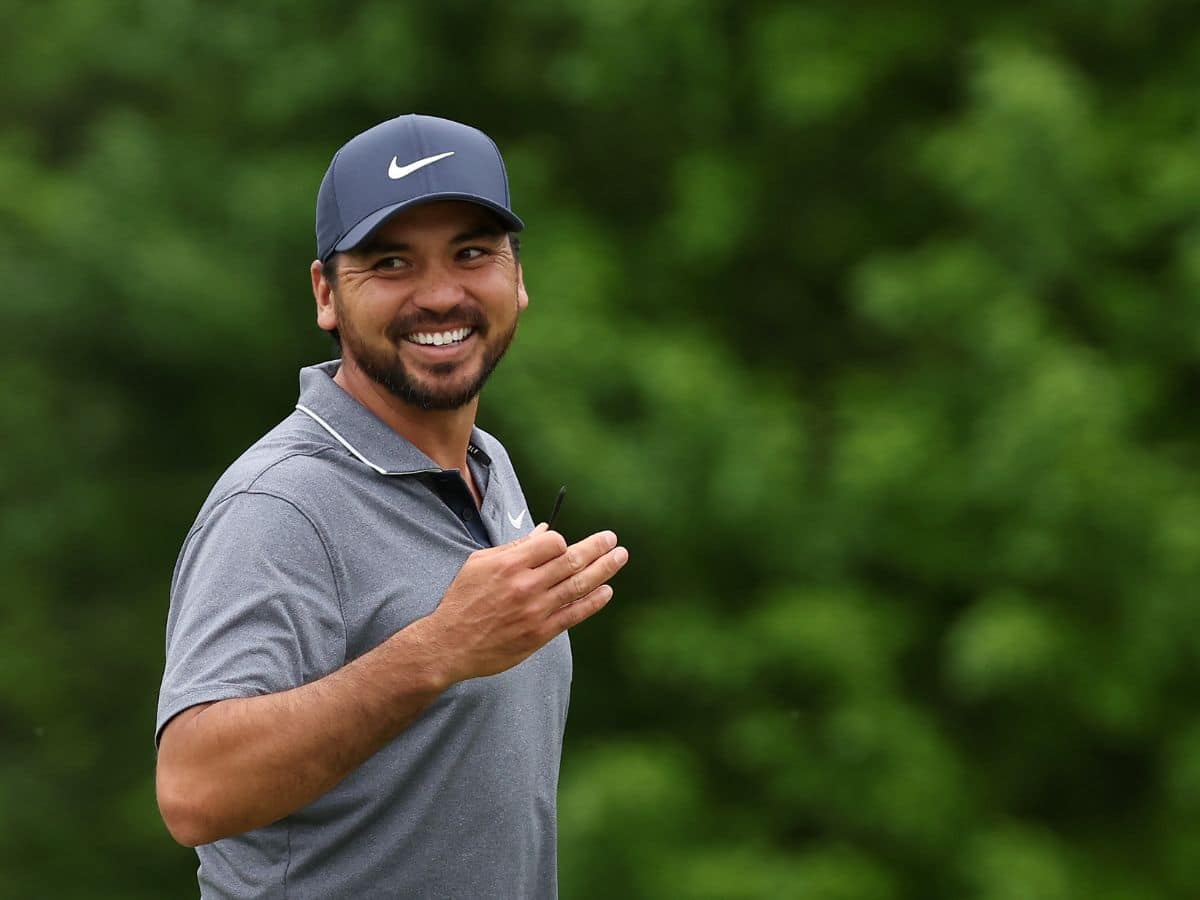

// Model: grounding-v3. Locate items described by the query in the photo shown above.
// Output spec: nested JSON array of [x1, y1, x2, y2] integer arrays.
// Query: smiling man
[[155, 115, 629, 899]]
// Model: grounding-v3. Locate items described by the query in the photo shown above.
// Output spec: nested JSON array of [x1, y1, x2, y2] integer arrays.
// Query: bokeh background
[[6, 1, 1200, 897]]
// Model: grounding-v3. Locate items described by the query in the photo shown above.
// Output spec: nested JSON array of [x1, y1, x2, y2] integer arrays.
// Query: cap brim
[[328, 194, 524, 259]]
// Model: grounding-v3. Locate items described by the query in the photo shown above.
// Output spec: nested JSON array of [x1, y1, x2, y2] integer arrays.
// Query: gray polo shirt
[[158, 360, 571, 899]]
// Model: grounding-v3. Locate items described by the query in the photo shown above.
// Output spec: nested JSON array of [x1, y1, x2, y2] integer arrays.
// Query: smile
[[404, 327, 474, 346]]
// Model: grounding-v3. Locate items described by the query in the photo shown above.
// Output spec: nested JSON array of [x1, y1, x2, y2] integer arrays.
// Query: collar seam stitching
[[296, 403, 441, 476]]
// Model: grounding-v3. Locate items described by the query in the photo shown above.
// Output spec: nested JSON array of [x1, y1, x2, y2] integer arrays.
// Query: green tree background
[[4, 1, 1200, 897]]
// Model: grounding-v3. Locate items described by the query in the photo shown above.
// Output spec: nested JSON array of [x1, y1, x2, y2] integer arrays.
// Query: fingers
[[512, 526, 568, 568], [505, 526, 629, 612], [512, 522, 549, 544], [534, 531, 622, 591], [446, 525, 625, 678], [545, 584, 614, 634], [542, 544, 628, 612]]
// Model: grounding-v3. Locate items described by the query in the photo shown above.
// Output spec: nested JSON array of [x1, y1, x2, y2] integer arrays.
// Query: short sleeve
[[156, 491, 346, 745]]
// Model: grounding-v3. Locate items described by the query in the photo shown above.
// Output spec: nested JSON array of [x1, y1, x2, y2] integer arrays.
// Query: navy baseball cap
[[315, 114, 524, 261]]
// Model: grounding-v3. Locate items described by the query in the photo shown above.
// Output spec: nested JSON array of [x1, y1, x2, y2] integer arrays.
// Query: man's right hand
[[157, 525, 627, 847], [423, 525, 629, 682]]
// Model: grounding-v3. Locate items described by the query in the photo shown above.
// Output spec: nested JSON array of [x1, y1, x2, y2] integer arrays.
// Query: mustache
[[385, 305, 488, 341]]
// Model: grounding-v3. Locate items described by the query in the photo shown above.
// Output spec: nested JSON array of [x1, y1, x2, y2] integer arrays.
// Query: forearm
[[156, 615, 452, 847], [157, 523, 628, 847]]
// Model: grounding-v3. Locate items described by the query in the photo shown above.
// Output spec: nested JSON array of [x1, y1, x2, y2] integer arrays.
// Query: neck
[[333, 357, 477, 472]]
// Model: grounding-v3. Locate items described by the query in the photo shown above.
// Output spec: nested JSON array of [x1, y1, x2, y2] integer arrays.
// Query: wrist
[[401, 613, 460, 695]]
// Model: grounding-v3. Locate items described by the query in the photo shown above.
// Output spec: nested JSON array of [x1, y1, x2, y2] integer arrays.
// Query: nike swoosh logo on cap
[[388, 151, 455, 180], [507, 509, 528, 528]]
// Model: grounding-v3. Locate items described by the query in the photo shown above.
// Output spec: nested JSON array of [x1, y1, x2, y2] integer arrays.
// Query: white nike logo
[[387, 151, 455, 180], [507, 509, 528, 528]]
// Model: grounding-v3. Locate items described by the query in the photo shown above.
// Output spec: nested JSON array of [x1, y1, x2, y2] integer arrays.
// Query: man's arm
[[156, 525, 628, 847]]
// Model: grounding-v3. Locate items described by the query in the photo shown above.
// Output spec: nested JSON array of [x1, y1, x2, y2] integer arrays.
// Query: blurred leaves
[[5, 1, 1200, 898]]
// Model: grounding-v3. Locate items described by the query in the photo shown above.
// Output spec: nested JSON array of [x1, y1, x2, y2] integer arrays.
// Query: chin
[[347, 329, 512, 412], [396, 367, 491, 411]]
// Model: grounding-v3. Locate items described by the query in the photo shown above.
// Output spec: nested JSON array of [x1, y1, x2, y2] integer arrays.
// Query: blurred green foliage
[[4, 1, 1200, 897]]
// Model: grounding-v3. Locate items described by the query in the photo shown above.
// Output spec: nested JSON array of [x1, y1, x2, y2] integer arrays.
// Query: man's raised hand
[[423, 525, 629, 683]]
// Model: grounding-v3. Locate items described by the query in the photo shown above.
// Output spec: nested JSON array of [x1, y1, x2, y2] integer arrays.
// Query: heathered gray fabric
[[157, 360, 571, 899]]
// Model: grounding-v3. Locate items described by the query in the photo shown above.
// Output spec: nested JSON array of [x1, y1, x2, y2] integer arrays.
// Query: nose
[[412, 261, 467, 313]]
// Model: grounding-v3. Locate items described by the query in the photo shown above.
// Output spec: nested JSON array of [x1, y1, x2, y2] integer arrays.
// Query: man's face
[[316, 201, 527, 411]]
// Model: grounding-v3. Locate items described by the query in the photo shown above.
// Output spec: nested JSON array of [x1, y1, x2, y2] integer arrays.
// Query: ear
[[311, 259, 338, 333], [515, 261, 529, 312]]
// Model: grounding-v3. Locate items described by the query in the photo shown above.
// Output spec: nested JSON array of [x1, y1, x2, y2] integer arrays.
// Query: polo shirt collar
[[295, 360, 491, 476]]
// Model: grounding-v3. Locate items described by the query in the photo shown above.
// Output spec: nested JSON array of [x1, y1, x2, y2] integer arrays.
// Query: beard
[[337, 299, 519, 411]]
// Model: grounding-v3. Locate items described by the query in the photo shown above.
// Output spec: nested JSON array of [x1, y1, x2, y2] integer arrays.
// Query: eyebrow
[[452, 224, 506, 244], [359, 225, 506, 256]]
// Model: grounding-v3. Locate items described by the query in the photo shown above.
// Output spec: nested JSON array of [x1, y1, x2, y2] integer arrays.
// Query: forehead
[[368, 200, 504, 246]]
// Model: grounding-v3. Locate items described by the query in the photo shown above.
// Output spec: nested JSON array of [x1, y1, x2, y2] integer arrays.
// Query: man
[[155, 114, 629, 899]]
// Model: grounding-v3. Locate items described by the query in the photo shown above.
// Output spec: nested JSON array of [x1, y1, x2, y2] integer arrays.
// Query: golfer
[[155, 113, 629, 898]]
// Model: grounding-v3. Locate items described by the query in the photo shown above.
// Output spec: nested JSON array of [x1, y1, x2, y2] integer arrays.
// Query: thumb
[[514, 522, 549, 544]]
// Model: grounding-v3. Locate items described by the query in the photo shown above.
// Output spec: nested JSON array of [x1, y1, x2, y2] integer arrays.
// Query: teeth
[[406, 328, 473, 346]]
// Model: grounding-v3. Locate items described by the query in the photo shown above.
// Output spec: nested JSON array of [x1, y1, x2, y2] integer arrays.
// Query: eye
[[458, 247, 489, 262], [374, 257, 408, 272]]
